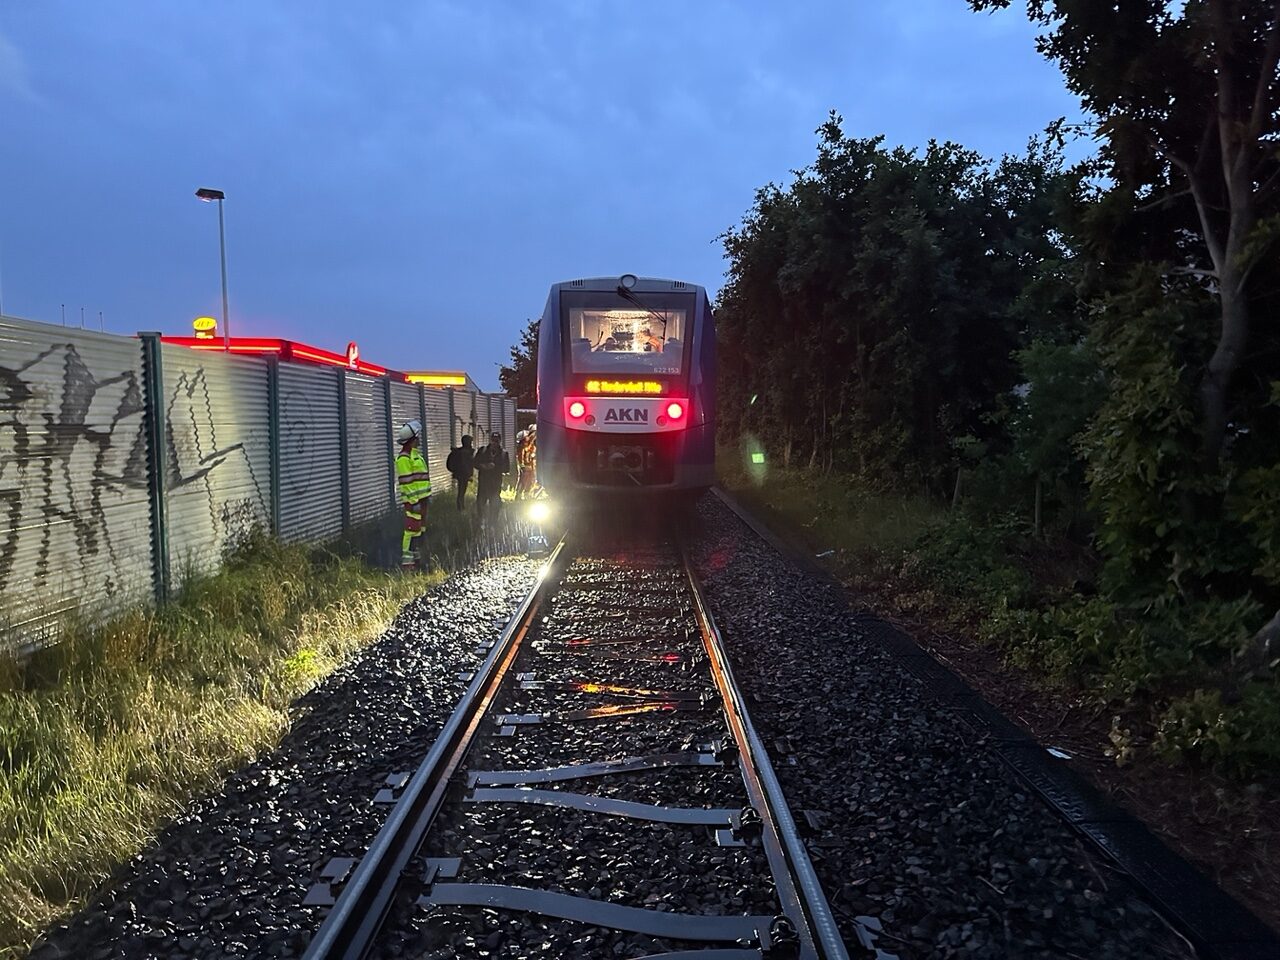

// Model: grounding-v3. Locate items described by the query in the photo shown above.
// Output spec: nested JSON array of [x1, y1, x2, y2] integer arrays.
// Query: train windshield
[[563, 292, 691, 376]]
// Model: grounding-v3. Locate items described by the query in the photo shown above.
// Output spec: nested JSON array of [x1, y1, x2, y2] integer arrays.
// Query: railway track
[[301, 533, 873, 960]]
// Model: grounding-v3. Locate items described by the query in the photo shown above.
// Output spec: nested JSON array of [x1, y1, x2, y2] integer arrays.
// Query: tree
[[717, 115, 1076, 487], [969, 0, 1280, 463], [498, 318, 539, 409]]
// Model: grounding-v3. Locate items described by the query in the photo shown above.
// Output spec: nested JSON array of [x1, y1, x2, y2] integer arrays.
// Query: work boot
[[400, 552, 418, 572]]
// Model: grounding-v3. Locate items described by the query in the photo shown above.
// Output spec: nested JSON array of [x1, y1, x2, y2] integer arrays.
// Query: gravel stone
[[690, 493, 1194, 960], [382, 543, 781, 959]]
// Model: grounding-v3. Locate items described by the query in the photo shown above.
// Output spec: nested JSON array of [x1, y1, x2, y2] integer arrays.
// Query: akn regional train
[[536, 275, 716, 495]]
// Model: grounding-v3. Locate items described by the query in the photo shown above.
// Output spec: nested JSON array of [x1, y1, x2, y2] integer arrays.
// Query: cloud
[[0, 30, 38, 103]]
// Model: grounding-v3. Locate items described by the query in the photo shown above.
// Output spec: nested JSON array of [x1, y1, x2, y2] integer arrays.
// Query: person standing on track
[[472, 431, 509, 527], [446, 434, 475, 511], [394, 420, 431, 571]]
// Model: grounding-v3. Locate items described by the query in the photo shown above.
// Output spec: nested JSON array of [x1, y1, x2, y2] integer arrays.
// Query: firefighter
[[515, 430, 530, 500], [395, 420, 431, 570], [517, 424, 537, 499]]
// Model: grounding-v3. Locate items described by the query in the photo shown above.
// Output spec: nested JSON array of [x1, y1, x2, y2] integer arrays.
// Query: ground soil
[[733, 493, 1280, 940]]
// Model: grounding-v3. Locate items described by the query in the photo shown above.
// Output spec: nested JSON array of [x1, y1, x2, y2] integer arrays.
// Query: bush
[[899, 512, 1033, 614], [1155, 684, 1280, 778]]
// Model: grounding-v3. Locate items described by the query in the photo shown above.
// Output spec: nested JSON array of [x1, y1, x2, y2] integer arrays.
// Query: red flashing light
[[162, 336, 288, 354], [568, 400, 586, 419], [159, 337, 396, 377], [665, 401, 686, 420], [290, 344, 387, 375]]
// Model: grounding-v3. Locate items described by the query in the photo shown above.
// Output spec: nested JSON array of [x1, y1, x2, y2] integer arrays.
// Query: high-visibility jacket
[[395, 446, 432, 505], [518, 439, 536, 470]]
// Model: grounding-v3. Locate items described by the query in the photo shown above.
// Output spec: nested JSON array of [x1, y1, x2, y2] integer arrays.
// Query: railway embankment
[[716, 464, 1280, 943], [0, 502, 526, 960], [13, 491, 1276, 958], [17, 550, 539, 960], [693, 493, 1199, 958]]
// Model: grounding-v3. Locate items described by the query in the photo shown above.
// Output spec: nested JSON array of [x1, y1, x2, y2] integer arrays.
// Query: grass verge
[[0, 531, 443, 959]]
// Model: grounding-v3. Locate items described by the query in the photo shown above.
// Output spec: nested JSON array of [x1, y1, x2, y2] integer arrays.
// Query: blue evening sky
[[0, 1, 1086, 390]]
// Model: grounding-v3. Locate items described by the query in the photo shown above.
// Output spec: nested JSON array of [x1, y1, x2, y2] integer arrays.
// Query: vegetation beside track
[[719, 453, 1280, 783], [717, 452, 1280, 932], [710, 4, 1280, 786], [0, 498, 500, 959]]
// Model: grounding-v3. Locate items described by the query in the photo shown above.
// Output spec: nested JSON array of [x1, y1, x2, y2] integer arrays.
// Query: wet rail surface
[[303, 535, 865, 960]]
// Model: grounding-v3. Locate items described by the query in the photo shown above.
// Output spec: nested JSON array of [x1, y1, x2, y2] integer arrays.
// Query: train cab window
[[564, 300, 691, 375]]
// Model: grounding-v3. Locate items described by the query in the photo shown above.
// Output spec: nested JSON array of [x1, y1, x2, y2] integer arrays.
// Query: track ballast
[[303, 533, 867, 960]]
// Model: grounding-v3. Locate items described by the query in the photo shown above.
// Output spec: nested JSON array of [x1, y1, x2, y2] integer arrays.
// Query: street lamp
[[195, 187, 230, 351]]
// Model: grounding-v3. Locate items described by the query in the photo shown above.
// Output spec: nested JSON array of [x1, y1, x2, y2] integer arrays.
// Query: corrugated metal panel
[[161, 344, 271, 585], [388, 382, 421, 445], [423, 390, 453, 494], [501, 397, 516, 455], [277, 364, 343, 542], [388, 381, 422, 502], [344, 372, 392, 523], [0, 316, 155, 649], [466, 390, 479, 440]]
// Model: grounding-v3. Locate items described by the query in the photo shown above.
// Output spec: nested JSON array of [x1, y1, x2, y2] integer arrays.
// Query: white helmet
[[397, 420, 421, 443], [517, 430, 527, 441]]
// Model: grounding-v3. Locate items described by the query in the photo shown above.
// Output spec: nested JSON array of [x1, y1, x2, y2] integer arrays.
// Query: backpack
[[446, 448, 457, 473]]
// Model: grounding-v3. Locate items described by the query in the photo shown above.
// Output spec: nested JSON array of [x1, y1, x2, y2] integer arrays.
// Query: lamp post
[[195, 187, 230, 351]]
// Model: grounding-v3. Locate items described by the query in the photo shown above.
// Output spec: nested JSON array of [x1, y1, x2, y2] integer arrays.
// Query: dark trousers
[[476, 486, 500, 524], [455, 475, 470, 510]]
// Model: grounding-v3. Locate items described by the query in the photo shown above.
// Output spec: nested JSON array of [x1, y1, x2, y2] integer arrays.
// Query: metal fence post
[[337, 369, 350, 532], [447, 388, 456, 446], [383, 376, 396, 510], [417, 384, 428, 465], [267, 358, 282, 537], [139, 332, 170, 603]]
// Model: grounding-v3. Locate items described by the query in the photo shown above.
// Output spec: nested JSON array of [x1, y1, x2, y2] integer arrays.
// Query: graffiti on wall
[[279, 386, 317, 501], [164, 362, 267, 562], [0, 342, 149, 604], [0, 339, 266, 623]]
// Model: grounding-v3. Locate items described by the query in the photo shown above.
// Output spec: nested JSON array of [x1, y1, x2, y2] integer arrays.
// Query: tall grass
[[717, 445, 942, 563], [0, 532, 440, 959]]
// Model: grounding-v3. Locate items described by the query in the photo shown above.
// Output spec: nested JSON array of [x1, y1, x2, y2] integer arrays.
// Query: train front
[[537, 275, 716, 497]]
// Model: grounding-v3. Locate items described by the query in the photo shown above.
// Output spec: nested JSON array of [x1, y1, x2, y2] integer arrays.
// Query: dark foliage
[[715, 1, 1280, 776], [498, 318, 539, 409]]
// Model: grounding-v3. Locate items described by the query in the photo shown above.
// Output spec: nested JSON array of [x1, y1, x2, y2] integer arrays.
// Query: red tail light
[[567, 400, 586, 419], [665, 401, 685, 420]]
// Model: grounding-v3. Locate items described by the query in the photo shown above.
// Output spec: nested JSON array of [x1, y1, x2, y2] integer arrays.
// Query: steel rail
[[681, 544, 854, 960], [302, 536, 571, 960]]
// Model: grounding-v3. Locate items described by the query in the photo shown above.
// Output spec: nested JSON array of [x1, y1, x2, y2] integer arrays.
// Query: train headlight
[[568, 400, 586, 419], [528, 501, 552, 524], [619, 273, 638, 290], [665, 401, 685, 421]]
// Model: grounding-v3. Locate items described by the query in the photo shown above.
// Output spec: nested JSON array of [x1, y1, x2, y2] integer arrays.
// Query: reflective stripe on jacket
[[396, 447, 432, 504]]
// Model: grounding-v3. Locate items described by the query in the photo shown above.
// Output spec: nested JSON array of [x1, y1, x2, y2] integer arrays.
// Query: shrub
[[1155, 684, 1280, 778], [900, 513, 1033, 613]]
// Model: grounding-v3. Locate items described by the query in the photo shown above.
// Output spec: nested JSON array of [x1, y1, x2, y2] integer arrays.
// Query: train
[[535, 274, 716, 497]]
